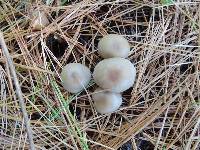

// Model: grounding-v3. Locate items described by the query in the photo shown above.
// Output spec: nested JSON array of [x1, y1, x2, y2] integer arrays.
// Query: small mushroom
[[92, 88, 122, 114], [61, 63, 91, 93], [31, 11, 49, 30], [93, 58, 136, 92], [98, 34, 130, 58]]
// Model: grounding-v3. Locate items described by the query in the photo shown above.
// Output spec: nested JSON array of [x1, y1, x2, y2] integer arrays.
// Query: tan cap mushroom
[[98, 34, 130, 58], [61, 63, 91, 93], [92, 88, 122, 114], [93, 58, 136, 92], [31, 11, 49, 30]]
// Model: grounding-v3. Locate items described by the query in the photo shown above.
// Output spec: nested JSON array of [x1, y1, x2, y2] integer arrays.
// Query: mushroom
[[31, 11, 49, 30], [92, 88, 122, 114], [61, 63, 91, 93], [93, 58, 136, 92], [98, 34, 130, 58]]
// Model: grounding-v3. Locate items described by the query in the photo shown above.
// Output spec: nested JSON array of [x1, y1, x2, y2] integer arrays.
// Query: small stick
[[0, 32, 35, 150]]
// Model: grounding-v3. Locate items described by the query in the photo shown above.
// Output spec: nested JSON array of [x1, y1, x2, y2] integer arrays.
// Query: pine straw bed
[[0, 0, 200, 150]]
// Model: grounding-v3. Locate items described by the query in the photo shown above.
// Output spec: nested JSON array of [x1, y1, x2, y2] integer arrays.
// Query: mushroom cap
[[92, 88, 122, 114], [61, 63, 91, 93], [93, 58, 136, 92], [98, 34, 130, 58], [32, 11, 49, 30]]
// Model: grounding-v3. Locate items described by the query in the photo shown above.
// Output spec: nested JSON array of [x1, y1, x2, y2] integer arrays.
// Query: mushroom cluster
[[61, 34, 136, 114]]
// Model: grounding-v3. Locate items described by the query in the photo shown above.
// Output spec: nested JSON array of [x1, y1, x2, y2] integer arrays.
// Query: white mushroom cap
[[92, 88, 122, 114], [98, 34, 130, 58], [61, 63, 91, 93], [93, 58, 136, 92], [31, 11, 49, 30]]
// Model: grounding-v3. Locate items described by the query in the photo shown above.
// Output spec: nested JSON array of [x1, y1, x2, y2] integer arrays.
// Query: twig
[[0, 32, 35, 150]]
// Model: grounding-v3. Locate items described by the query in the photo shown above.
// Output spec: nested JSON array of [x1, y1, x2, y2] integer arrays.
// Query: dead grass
[[0, 0, 200, 149]]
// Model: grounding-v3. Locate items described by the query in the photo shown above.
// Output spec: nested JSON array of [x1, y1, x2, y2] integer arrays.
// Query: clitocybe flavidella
[[61, 63, 91, 93], [98, 34, 130, 58], [92, 88, 122, 114], [93, 58, 136, 92], [31, 11, 49, 30]]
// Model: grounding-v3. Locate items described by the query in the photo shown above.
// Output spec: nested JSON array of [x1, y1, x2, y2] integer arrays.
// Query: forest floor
[[0, 0, 200, 150]]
